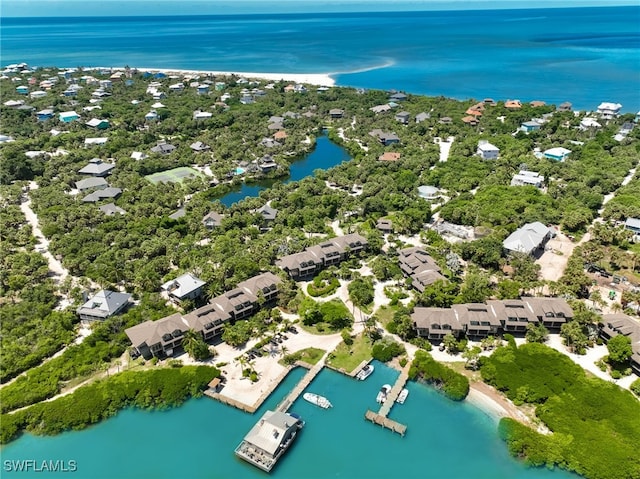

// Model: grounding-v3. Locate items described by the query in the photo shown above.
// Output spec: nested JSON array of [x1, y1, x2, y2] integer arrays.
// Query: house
[[130, 151, 148, 160], [395, 111, 410, 124], [86, 118, 110, 129], [521, 120, 542, 133], [597, 102, 622, 119], [169, 82, 184, 92], [151, 143, 176, 155], [369, 104, 391, 114], [193, 110, 213, 120], [259, 155, 278, 172], [277, 233, 368, 280], [399, 247, 446, 293], [99, 203, 126, 216], [75, 177, 109, 192], [190, 141, 210, 152], [82, 187, 122, 203], [624, 218, 640, 234], [579, 118, 601, 130], [162, 273, 206, 302], [256, 204, 278, 222], [240, 95, 254, 105], [78, 158, 115, 177], [145, 110, 159, 121], [462, 116, 479, 126], [36, 109, 54, 121], [477, 141, 499, 160], [77, 290, 131, 320], [599, 313, 640, 375], [417, 185, 440, 200], [369, 129, 400, 146], [389, 92, 407, 102], [30, 90, 47, 99], [558, 102, 572, 112], [202, 211, 224, 230], [197, 84, 209, 95], [439, 117, 452, 124], [543, 147, 571, 162], [505, 99, 522, 109], [16, 85, 29, 94], [503, 221, 551, 256], [59, 111, 80, 123], [412, 297, 572, 341], [530, 100, 546, 108], [4, 99, 25, 108], [376, 219, 393, 234], [378, 152, 401, 162], [415, 112, 430, 123], [273, 131, 287, 141], [260, 138, 281, 148], [329, 109, 344, 119], [511, 170, 544, 188], [84, 137, 109, 146]]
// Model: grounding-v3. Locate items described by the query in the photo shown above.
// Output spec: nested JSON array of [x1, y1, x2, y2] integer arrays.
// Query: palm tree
[[280, 345, 289, 358]]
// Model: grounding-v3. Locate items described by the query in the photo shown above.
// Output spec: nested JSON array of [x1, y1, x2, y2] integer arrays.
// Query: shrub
[[341, 329, 354, 345], [409, 350, 469, 401], [631, 378, 640, 397], [399, 357, 408, 368], [372, 338, 405, 362]]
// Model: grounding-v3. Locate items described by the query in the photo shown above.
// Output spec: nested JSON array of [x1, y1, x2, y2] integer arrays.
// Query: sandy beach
[[106, 66, 336, 86]]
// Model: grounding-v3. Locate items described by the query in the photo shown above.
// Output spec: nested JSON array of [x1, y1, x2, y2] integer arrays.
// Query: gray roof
[[202, 211, 223, 227], [75, 177, 108, 191], [243, 410, 300, 456], [82, 187, 122, 202], [625, 218, 640, 230], [99, 203, 126, 216], [151, 143, 176, 154], [503, 222, 550, 254], [190, 141, 209, 151], [77, 290, 131, 319], [78, 159, 115, 176], [125, 313, 185, 349], [257, 204, 278, 221]]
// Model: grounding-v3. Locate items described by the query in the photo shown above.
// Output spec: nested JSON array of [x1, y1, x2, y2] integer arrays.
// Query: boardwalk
[[378, 362, 410, 417], [276, 355, 327, 412], [364, 410, 407, 436]]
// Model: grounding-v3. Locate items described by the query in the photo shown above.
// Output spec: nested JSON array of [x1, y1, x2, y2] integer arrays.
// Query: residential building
[[75, 177, 108, 191], [398, 247, 446, 293], [579, 118, 601, 130], [369, 104, 392, 114], [511, 170, 544, 188], [477, 141, 499, 160], [395, 111, 410, 124], [86, 118, 109, 129], [599, 313, 640, 375], [389, 92, 407, 102], [597, 102, 622, 119], [82, 187, 122, 203], [625, 218, 640, 234], [162, 273, 206, 302], [505, 99, 522, 109], [417, 185, 440, 200], [376, 219, 393, 234], [78, 158, 115, 177], [36, 109, 54, 121], [415, 112, 430, 123], [277, 233, 368, 280], [412, 297, 573, 340], [59, 111, 79, 123], [99, 203, 126, 216], [369, 129, 400, 146], [77, 290, 131, 320], [329, 108, 344, 119], [256, 204, 278, 222], [84, 137, 108, 146], [520, 120, 541, 133], [503, 221, 552, 256], [558, 102, 572, 112], [202, 211, 224, 230], [151, 143, 176, 155], [543, 147, 571, 162], [190, 141, 210, 152]]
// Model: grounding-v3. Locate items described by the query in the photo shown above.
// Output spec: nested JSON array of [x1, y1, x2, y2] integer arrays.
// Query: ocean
[[0, 362, 577, 479], [1, 6, 639, 111]]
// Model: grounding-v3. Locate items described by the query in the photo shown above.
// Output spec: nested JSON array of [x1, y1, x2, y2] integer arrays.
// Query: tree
[[607, 335, 632, 364], [443, 333, 459, 354], [456, 272, 491, 304], [525, 323, 549, 344], [560, 321, 589, 354], [419, 280, 458, 307], [462, 346, 482, 370], [182, 330, 211, 360], [348, 277, 374, 307]]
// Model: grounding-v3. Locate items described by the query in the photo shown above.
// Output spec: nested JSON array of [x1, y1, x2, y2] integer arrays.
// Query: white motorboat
[[355, 364, 374, 381], [376, 384, 392, 404], [303, 392, 332, 409], [396, 388, 409, 404]]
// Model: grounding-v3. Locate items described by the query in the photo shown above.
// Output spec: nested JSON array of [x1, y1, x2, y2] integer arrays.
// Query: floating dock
[[363, 362, 411, 436]]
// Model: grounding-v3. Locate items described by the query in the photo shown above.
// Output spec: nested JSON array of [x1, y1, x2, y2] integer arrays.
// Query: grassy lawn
[[298, 322, 340, 335], [326, 333, 373, 373], [278, 347, 325, 366], [374, 304, 399, 329]]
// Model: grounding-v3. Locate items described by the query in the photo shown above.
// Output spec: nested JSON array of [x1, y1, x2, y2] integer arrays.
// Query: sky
[[2, 0, 639, 17]]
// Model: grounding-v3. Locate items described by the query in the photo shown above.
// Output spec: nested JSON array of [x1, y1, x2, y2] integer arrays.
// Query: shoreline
[[105, 66, 336, 87]]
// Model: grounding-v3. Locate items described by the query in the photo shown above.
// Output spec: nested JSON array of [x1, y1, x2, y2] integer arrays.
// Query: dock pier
[[276, 356, 327, 412], [363, 362, 411, 436]]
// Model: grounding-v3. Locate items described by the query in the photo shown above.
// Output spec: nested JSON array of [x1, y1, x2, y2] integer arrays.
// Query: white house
[[579, 118, 602, 130], [417, 185, 441, 200], [597, 102, 622, 119], [477, 141, 499, 160], [511, 170, 544, 188], [162, 273, 206, 302], [503, 222, 552, 256]]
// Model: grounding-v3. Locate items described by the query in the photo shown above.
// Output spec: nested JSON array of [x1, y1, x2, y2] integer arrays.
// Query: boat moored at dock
[[235, 410, 304, 472], [355, 364, 374, 380], [396, 388, 409, 404], [376, 384, 392, 404]]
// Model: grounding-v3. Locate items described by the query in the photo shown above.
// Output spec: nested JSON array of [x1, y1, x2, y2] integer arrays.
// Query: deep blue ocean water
[[2, 7, 639, 111], [0, 362, 577, 479], [215, 133, 351, 206]]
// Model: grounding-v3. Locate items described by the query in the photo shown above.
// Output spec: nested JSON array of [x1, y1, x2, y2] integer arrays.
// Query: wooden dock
[[378, 362, 410, 417], [276, 356, 327, 412], [364, 410, 407, 436]]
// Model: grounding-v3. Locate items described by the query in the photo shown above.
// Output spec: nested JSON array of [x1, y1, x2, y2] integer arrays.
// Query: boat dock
[[363, 362, 410, 436], [276, 356, 326, 412], [364, 410, 407, 436]]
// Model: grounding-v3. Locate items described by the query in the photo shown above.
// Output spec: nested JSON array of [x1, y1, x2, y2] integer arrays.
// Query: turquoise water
[[1, 363, 577, 479], [1, 7, 639, 111], [235, 167, 246, 175], [215, 133, 351, 207]]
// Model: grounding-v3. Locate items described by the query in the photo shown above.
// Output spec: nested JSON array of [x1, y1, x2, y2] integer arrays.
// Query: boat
[[376, 384, 392, 404], [303, 392, 332, 409], [396, 388, 409, 404], [355, 364, 374, 381]]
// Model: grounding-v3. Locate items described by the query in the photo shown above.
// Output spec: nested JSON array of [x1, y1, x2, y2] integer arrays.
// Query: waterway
[[1, 362, 577, 479], [214, 133, 351, 207]]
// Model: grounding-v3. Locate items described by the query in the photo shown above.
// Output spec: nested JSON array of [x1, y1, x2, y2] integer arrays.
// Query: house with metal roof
[[78, 158, 115, 177], [543, 147, 571, 162], [77, 290, 131, 320], [477, 141, 499, 160], [162, 273, 206, 302], [510, 170, 544, 188], [503, 221, 552, 256]]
